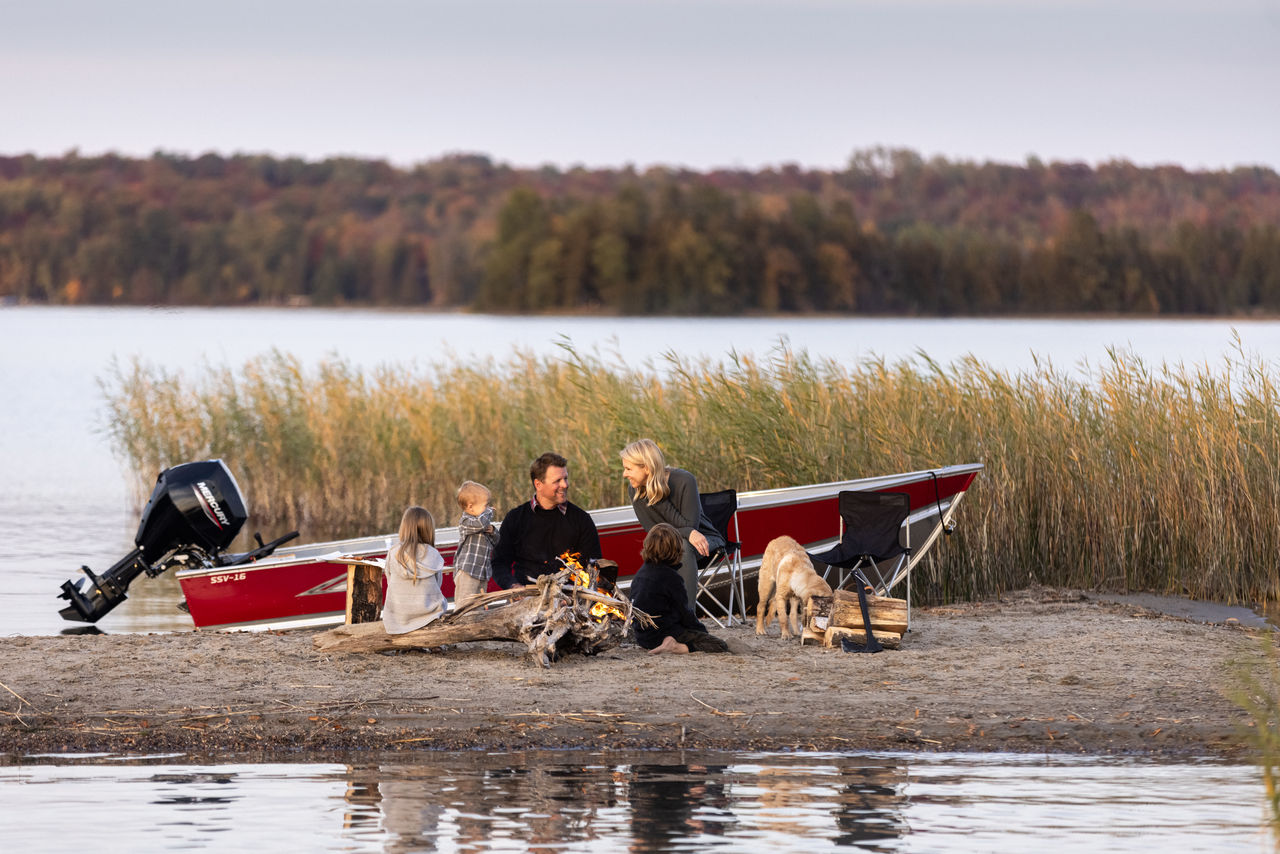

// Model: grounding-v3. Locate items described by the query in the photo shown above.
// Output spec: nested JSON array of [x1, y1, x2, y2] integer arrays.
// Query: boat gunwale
[[174, 463, 983, 581]]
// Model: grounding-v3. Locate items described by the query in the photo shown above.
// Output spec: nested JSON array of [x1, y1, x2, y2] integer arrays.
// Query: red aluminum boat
[[174, 463, 983, 631]]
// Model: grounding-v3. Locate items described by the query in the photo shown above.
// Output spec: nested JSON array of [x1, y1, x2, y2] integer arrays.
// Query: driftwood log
[[314, 571, 651, 668]]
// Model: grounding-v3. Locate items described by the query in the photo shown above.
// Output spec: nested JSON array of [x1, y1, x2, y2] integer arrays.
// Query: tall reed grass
[[102, 337, 1280, 605]]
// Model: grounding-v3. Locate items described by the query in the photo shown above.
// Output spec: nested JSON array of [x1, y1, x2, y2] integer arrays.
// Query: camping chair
[[809, 490, 912, 612], [694, 489, 745, 628]]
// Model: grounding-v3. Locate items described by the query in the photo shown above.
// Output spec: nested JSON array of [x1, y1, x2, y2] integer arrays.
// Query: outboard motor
[[58, 459, 298, 623]]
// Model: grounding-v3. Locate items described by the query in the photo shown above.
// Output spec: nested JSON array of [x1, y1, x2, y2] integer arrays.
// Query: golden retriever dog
[[756, 535, 832, 639]]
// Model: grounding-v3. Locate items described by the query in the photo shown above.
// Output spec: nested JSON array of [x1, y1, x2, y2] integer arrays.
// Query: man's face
[[534, 465, 569, 509]]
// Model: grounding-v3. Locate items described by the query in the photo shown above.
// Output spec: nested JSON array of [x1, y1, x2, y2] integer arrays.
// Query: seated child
[[453, 480, 497, 607], [628, 522, 729, 654], [382, 506, 446, 634]]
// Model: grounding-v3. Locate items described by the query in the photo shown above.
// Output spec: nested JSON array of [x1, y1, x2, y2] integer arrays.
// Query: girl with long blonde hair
[[382, 505, 446, 633]]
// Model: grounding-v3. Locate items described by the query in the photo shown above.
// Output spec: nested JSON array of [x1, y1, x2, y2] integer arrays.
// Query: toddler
[[453, 480, 497, 607]]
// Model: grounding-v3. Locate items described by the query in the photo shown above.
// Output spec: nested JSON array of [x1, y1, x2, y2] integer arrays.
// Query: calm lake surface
[[0, 750, 1268, 853], [3, 305, 1280, 637]]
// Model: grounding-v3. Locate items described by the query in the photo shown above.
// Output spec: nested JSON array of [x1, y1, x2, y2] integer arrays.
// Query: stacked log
[[804, 591, 907, 650]]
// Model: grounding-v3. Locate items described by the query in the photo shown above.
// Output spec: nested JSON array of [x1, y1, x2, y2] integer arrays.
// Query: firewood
[[800, 626, 826, 646], [829, 590, 907, 635], [808, 596, 833, 621], [824, 625, 902, 650], [314, 571, 650, 668], [344, 563, 383, 625]]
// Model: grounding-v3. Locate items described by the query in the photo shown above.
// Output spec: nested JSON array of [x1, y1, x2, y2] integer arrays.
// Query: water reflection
[[627, 763, 735, 850], [345, 757, 631, 852], [1, 751, 1263, 852], [832, 763, 909, 850], [336, 753, 913, 852], [726, 759, 911, 851]]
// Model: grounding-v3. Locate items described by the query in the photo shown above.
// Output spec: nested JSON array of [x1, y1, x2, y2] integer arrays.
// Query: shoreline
[[0, 588, 1266, 760], [10, 301, 1280, 323]]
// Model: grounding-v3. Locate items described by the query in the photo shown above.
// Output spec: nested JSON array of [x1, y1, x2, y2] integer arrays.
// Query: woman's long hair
[[394, 505, 436, 582], [620, 438, 670, 506]]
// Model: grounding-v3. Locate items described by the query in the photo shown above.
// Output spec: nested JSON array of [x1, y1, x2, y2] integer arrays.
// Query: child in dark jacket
[[629, 523, 729, 654]]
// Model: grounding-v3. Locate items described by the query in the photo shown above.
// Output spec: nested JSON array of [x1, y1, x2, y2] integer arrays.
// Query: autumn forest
[[2, 148, 1279, 315]]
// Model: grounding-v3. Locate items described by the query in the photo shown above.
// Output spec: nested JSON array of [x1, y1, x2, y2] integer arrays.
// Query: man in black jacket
[[491, 452, 601, 588]]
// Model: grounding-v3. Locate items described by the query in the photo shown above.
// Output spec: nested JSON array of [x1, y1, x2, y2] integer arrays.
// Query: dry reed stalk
[[102, 340, 1280, 606]]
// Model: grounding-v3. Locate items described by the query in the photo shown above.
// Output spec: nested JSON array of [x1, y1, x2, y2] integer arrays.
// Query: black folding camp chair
[[694, 489, 745, 627], [809, 490, 912, 600]]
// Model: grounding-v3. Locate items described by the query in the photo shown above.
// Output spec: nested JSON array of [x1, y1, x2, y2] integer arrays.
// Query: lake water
[[4, 307, 1277, 851], [0, 750, 1268, 852], [3, 305, 1280, 637]]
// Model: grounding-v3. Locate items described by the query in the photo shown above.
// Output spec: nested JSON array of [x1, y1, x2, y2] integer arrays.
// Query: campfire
[[316, 553, 651, 667], [558, 552, 625, 622]]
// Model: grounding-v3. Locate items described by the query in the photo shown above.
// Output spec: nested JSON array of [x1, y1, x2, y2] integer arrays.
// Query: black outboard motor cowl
[[58, 459, 289, 624], [135, 460, 248, 564]]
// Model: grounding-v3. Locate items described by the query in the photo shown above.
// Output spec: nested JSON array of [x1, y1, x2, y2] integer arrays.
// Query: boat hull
[[176, 464, 982, 631]]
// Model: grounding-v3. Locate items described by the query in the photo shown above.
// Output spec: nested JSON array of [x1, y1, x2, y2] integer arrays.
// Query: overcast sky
[[3, 0, 1277, 172]]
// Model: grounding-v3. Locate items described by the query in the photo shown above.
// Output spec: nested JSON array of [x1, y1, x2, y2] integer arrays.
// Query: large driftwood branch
[[313, 571, 652, 667]]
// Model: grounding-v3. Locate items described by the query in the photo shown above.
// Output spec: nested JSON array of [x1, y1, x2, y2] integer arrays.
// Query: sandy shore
[[0, 587, 1268, 759]]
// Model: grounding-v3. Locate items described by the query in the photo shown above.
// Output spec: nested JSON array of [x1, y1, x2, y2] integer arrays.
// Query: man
[[491, 452, 602, 589]]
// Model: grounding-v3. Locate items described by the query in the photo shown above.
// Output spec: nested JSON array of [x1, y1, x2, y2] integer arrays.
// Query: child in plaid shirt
[[453, 481, 497, 607]]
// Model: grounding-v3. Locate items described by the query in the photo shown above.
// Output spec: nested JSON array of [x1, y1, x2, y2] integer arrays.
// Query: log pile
[[313, 570, 651, 668], [802, 590, 907, 650]]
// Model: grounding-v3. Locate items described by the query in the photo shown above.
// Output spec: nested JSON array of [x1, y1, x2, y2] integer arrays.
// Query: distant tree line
[[2, 148, 1278, 315]]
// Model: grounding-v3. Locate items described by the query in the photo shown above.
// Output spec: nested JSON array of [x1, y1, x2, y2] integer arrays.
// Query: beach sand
[[0, 587, 1269, 759]]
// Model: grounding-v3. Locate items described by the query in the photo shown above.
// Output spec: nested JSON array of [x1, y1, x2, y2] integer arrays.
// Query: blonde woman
[[619, 439, 725, 608], [382, 505, 446, 634]]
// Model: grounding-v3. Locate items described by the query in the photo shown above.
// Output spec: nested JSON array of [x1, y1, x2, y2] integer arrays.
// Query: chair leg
[[696, 550, 747, 628], [732, 560, 742, 627], [697, 603, 729, 629], [695, 556, 732, 629], [735, 556, 748, 624], [828, 558, 871, 592], [866, 559, 891, 596]]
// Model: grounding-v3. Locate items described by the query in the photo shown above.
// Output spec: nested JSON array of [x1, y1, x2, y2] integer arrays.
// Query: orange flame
[[558, 551, 624, 622], [590, 600, 624, 620]]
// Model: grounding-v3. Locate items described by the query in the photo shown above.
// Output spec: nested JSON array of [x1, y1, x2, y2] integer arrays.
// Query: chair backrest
[[837, 491, 909, 559], [698, 489, 738, 541]]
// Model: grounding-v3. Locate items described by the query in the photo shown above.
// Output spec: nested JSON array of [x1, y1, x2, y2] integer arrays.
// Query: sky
[[3, 0, 1278, 173]]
